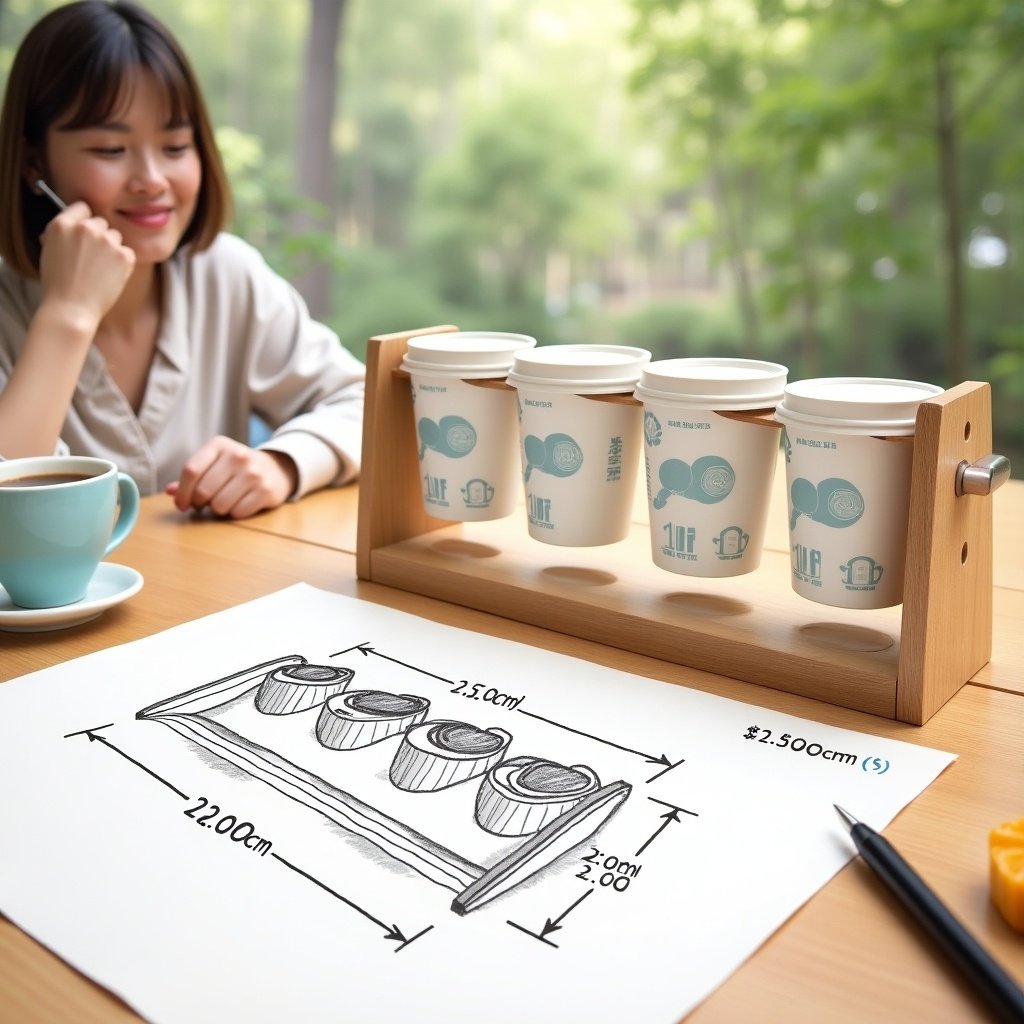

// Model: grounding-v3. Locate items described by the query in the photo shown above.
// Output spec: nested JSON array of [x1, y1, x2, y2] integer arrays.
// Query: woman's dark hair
[[0, 0, 231, 275]]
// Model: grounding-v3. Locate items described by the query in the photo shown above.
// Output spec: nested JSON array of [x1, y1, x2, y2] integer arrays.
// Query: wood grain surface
[[2, 485, 1022, 1023]]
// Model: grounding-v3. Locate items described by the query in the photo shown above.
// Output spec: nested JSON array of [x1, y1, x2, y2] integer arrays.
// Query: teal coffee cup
[[635, 357, 788, 578], [775, 378, 943, 609], [402, 331, 536, 522], [0, 456, 139, 608], [507, 344, 651, 546]]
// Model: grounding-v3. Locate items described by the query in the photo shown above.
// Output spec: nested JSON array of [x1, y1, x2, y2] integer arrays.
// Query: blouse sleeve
[[0, 265, 70, 460], [224, 237, 366, 498]]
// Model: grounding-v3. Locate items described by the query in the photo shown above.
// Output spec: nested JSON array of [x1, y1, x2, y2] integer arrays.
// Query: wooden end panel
[[356, 327, 458, 579], [897, 382, 993, 723]]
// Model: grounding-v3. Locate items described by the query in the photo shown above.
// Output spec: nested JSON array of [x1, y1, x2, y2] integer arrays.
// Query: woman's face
[[41, 69, 202, 266]]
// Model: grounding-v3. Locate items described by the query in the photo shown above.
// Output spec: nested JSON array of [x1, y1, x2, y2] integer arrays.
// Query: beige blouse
[[0, 233, 365, 497]]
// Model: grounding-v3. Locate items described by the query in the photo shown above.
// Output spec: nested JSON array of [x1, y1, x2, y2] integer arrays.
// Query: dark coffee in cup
[[0, 472, 94, 488]]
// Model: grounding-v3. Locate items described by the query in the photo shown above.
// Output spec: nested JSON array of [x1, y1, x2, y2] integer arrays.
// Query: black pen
[[835, 805, 1024, 1023]]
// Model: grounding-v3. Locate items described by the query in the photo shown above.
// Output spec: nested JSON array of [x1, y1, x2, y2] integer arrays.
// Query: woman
[[0, 1, 365, 518]]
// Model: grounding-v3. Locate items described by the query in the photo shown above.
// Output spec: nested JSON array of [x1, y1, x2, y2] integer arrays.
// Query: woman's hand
[[0, 203, 138, 459], [38, 201, 136, 329], [166, 436, 299, 519]]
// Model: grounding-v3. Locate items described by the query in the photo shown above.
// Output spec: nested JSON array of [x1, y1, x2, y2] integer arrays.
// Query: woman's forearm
[[0, 301, 96, 458]]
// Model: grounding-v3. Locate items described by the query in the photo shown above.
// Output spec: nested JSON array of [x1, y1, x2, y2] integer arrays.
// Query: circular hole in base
[[961, 542, 968, 565], [431, 539, 501, 559], [964, 421, 972, 441], [799, 622, 895, 653], [541, 566, 618, 587], [663, 593, 752, 618]]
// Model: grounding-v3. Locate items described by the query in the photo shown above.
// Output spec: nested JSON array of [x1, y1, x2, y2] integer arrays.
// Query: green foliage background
[[1, 0, 1021, 467]]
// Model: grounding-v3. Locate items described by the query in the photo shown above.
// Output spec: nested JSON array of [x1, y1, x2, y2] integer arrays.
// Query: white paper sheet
[[0, 584, 955, 1023]]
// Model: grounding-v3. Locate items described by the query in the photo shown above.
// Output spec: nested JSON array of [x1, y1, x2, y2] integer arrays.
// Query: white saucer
[[0, 563, 144, 633]]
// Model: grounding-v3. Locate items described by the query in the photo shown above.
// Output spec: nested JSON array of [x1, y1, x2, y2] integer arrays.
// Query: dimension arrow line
[[272, 852, 407, 943], [331, 642, 371, 656], [516, 707, 668, 764], [635, 810, 681, 857], [647, 797, 699, 817], [331, 644, 454, 685], [394, 925, 434, 952], [63, 723, 114, 738], [84, 731, 188, 800], [542, 887, 593, 937], [646, 757, 685, 785], [507, 919, 559, 949]]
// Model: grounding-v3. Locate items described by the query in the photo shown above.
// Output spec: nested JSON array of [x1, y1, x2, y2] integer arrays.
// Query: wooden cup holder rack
[[357, 327, 1001, 724]]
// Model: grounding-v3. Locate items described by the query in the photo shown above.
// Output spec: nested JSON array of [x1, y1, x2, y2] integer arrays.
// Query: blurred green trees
[[0, 0, 1020, 465], [630, 0, 1024, 461]]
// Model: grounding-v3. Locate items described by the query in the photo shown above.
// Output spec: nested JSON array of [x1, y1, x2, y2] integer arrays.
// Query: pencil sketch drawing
[[137, 654, 631, 915]]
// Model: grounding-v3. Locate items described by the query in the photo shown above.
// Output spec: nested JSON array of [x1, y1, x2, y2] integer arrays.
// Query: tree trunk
[[707, 129, 761, 356], [935, 50, 968, 384], [294, 0, 347, 319], [793, 178, 820, 377]]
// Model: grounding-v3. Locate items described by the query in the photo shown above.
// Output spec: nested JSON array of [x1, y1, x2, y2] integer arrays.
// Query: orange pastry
[[989, 818, 1024, 932]]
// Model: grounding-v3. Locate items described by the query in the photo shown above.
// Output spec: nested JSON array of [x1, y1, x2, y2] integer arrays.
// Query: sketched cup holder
[[138, 654, 631, 915]]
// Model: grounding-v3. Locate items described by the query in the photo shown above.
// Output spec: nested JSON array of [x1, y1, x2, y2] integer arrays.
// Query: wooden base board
[[369, 520, 902, 719]]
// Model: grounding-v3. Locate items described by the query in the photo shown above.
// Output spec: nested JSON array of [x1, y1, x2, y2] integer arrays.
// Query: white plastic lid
[[506, 344, 652, 394], [775, 377, 944, 436], [402, 331, 536, 378], [635, 357, 788, 410]]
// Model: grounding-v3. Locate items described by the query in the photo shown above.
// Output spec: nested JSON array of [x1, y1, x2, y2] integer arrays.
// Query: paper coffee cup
[[775, 377, 943, 609], [507, 344, 651, 546], [635, 358, 788, 578], [402, 332, 536, 522]]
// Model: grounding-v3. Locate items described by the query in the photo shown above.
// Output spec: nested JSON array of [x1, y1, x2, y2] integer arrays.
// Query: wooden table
[[2, 477, 1023, 1023]]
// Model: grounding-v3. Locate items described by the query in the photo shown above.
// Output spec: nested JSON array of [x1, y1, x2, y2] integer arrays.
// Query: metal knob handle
[[955, 454, 1011, 496]]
